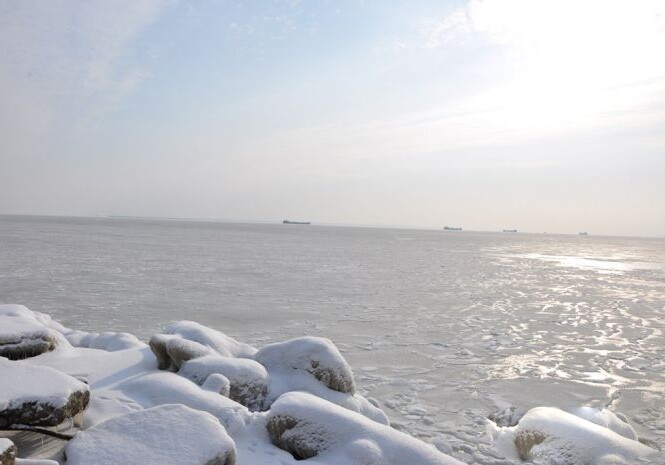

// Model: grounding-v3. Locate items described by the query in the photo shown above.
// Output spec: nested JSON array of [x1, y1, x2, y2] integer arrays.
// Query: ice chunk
[[488, 406, 526, 427]]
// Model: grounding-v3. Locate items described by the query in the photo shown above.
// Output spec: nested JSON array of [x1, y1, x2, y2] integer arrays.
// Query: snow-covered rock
[[2, 305, 465, 465], [255, 336, 387, 424], [0, 359, 89, 427], [162, 321, 257, 359], [179, 355, 268, 411], [149, 334, 213, 370], [0, 305, 58, 360], [266, 391, 465, 464], [65, 404, 236, 465], [256, 336, 356, 394], [149, 322, 258, 376], [488, 406, 656, 464], [0, 439, 16, 465]]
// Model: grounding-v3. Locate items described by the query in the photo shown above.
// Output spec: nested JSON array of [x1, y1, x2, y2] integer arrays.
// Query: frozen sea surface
[[1, 215, 664, 464]]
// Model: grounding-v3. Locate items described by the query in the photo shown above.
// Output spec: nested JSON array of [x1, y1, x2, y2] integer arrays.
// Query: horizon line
[[0, 212, 662, 240]]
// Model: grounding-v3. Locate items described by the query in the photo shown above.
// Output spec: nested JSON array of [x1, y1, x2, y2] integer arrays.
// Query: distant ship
[[443, 226, 462, 231], [578, 232, 588, 236], [283, 220, 310, 225], [503, 229, 517, 233]]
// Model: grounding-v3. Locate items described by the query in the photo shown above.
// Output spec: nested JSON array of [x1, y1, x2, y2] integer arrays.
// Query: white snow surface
[[64, 330, 144, 352], [202, 373, 231, 396], [65, 404, 235, 465], [488, 406, 656, 465], [116, 371, 250, 432]]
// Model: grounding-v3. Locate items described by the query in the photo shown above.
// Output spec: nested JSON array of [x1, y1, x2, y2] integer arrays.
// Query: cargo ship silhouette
[[283, 220, 310, 225]]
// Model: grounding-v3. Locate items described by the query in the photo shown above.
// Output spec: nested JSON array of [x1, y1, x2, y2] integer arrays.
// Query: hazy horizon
[[2, 0, 664, 237], [3, 212, 664, 239]]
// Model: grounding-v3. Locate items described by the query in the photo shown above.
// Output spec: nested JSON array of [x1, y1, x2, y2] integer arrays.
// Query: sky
[[1, 0, 664, 236]]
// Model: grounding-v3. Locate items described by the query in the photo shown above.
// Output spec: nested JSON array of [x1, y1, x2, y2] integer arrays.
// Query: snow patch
[[65, 330, 144, 352]]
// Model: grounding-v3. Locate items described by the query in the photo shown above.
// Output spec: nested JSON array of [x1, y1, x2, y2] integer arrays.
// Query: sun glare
[[462, 0, 665, 135]]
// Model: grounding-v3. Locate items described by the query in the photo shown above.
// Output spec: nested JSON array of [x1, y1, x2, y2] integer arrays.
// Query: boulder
[[65, 404, 236, 465], [514, 430, 547, 461], [488, 406, 657, 464], [149, 334, 212, 370], [266, 392, 465, 465], [0, 360, 89, 427], [162, 321, 257, 359], [0, 439, 16, 465], [179, 355, 268, 411], [254, 337, 387, 423], [0, 305, 58, 360], [267, 414, 321, 460], [256, 336, 355, 394]]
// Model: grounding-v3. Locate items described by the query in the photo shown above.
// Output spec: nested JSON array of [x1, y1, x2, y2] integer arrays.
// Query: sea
[[1, 215, 664, 464]]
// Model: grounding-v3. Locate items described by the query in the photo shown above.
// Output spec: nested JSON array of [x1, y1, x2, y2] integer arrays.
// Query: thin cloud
[[0, 0, 170, 140]]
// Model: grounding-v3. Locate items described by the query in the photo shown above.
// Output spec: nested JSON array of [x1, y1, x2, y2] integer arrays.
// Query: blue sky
[[1, 0, 664, 236]]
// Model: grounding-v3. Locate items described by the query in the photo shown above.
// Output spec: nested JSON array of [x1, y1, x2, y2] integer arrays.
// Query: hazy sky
[[1, 0, 664, 236]]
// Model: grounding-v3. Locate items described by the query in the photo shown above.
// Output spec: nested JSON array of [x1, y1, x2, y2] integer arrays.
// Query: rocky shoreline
[[0, 304, 659, 465]]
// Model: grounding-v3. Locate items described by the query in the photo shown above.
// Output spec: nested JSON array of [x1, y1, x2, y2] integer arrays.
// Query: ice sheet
[[1, 216, 664, 463]]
